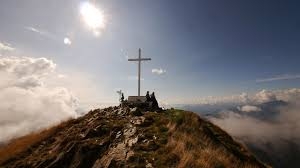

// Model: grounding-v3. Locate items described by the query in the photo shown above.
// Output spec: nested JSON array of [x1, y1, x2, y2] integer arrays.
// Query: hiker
[[146, 91, 151, 102], [150, 92, 159, 109]]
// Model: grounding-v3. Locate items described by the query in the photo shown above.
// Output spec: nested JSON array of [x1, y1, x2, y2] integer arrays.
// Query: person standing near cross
[[128, 48, 151, 96]]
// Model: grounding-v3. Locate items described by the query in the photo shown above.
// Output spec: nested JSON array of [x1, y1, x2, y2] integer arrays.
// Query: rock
[[130, 107, 137, 112], [116, 131, 122, 139], [130, 108, 143, 116], [140, 117, 154, 127], [83, 125, 108, 139], [127, 136, 138, 147], [146, 161, 153, 168], [130, 116, 145, 125], [124, 125, 136, 137]]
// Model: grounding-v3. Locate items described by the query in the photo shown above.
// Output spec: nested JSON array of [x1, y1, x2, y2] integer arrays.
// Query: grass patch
[[167, 109, 185, 125]]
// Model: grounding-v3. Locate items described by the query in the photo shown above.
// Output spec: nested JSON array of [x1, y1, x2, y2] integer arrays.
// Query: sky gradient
[[1, 0, 300, 104]]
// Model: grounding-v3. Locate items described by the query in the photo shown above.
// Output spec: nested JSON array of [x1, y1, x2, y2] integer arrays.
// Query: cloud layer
[[206, 88, 300, 167], [152, 68, 166, 75], [0, 57, 78, 143]]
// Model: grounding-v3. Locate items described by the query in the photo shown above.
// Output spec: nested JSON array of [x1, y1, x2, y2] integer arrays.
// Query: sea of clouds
[[0, 56, 102, 143], [209, 89, 300, 146]]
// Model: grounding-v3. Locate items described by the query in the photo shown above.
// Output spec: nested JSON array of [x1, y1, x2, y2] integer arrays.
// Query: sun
[[80, 2, 106, 35]]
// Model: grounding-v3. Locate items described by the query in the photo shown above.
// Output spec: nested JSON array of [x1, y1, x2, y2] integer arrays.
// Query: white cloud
[[176, 88, 300, 166], [0, 86, 77, 142], [254, 89, 277, 103], [25, 26, 43, 34], [25, 26, 56, 41], [210, 103, 300, 149], [256, 74, 300, 83], [274, 88, 300, 102], [64, 37, 72, 45], [191, 89, 286, 105], [152, 68, 166, 75], [211, 111, 282, 143], [189, 93, 250, 105], [25, 27, 74, 46], [0, 56, 104, 143], [57, 74, 66, 78], [0, 42, 15, 52], [240, 92, 250, 103], [25, 26, 48, 36], [14, 75, 43, 88], [206, 88, 300, 166], [239, 105, 261, 112], [0, 57, 56, 77]]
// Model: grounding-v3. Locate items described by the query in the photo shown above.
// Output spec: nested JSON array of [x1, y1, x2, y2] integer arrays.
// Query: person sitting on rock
[[150, 92, 159, 109], [146, 91, 151, 102]]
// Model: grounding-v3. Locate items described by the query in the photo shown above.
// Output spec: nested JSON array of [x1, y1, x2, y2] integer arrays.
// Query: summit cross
[[128, 48, 151, 96]]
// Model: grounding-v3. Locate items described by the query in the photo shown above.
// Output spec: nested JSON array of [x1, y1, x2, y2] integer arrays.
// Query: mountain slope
[[0, 107, 268, 168]]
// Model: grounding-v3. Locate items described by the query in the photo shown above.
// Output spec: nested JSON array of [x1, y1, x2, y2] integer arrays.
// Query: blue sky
[[0, 0, 300, 104]]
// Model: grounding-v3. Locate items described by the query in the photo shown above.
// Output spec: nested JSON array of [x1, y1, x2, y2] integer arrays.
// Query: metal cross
[[128, 48, 151, 96]]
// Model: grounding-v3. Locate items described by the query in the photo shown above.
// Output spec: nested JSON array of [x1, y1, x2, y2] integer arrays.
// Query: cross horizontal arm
[[128, 59, 139, 61], [141, 58, 151, 61], [128, 58, 151, 61]]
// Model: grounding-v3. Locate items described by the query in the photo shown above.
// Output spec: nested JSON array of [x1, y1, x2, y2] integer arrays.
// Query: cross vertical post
[[128, 48, 151, 96], [138, 48, 141, 96]]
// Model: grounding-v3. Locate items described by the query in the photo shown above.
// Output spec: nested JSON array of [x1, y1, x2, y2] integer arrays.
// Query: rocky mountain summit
[[0, 106, 268, 168]]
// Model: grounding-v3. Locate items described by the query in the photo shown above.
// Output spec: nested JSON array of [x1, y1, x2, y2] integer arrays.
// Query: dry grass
[[165, 109, 268, 168], [128, 109, 267, 167], [0, 118, 72, 164], [166, 127, 237, 168]]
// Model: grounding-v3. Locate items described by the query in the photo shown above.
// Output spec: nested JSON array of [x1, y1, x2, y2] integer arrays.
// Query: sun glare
[[80, 2, 105, 35]]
